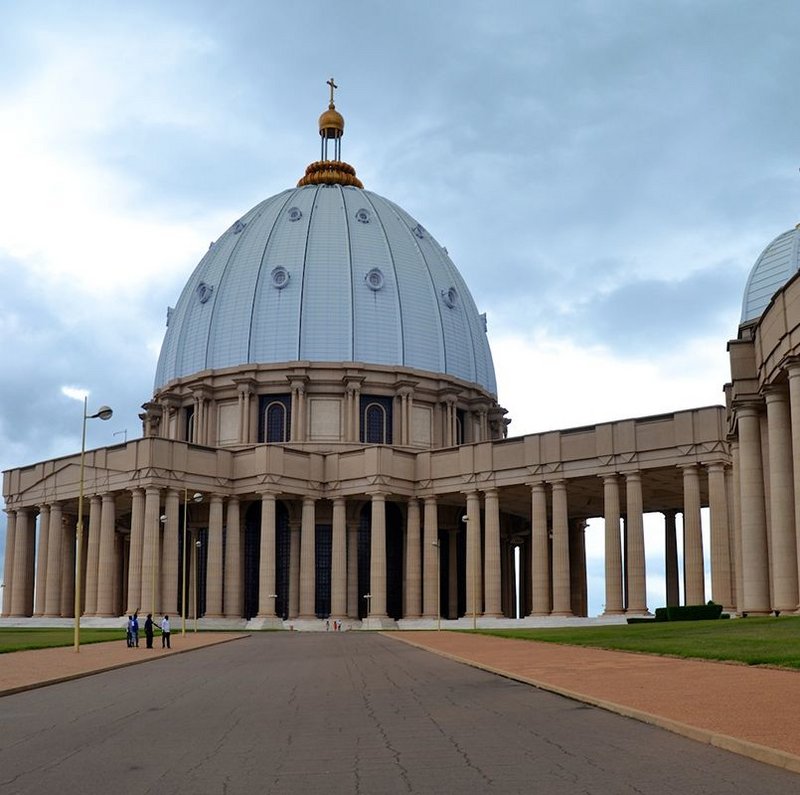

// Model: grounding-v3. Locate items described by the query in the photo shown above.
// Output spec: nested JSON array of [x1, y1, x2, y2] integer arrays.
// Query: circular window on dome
[[355, 208, 371, 224], [232, 219, 246, 234], [441, 286, 458, 308], [271, 266, 290, 290], [287, 206, 302, 222], [196, 281, 214, 304], [365, 268, 384, 291]]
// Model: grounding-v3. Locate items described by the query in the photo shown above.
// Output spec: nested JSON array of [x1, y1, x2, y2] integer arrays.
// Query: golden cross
[[327, 77, 338, 106]]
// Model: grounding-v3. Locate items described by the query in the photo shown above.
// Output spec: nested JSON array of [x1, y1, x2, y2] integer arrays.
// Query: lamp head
[[192, 492, 203, 503], [94, 406, 113, 421], [195, 540, 202, 548]]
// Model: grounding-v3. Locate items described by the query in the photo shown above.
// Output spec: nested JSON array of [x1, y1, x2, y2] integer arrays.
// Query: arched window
[[365, 403, 387, 444], [265, 401, 288, 443]]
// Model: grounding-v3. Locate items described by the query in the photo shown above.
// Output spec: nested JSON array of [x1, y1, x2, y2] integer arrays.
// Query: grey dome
[[741, 225, 800, 324], [155, 184, 497, 395]]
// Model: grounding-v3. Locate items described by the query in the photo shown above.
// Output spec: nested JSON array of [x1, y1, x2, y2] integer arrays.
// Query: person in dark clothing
[[144, 613, 155, 649]]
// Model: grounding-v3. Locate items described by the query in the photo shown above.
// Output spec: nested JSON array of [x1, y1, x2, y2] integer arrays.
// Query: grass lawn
[[478, 616, 800, 669], [0, 628, 137, 653]]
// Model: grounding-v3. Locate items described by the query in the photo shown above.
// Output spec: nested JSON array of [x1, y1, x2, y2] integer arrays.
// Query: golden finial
[[327, 77, 337, 108]]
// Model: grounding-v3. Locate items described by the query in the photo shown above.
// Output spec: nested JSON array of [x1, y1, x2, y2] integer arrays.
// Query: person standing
[[161, 615, 171, 649], [144, 613, 155, 649], [132, 612, 140, 647]]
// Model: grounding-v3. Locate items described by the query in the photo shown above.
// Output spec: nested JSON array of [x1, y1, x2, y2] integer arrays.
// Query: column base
[[248, 615, 284, 630], [362, 615, 397, 630]]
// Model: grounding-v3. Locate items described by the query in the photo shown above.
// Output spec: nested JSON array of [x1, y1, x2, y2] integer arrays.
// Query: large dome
[[741, 224, 800, 324], [154, 183, 497, 395]]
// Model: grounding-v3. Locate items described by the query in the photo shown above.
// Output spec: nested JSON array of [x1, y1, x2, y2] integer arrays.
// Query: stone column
[[681, 465, 705, 605], [127, 489, 144, 614], [369, 493, 388, 617], [422, 497, 439, 618], [530, 483, 550, 615], [764, 387, 798, 611], [257, 492, 278, 618], [140, 487, 161, 616], [161, 490, 180, 616], [347, 519, 359, 617], [707, 463, 733, 610], [224, 496, 241, 617], [290, 381, 307, 442], [34, 506, 50, 616], [2, 510, 16, 616], [298, 497, 316, 618], [664, 510, 679, 606], [483, 489, 502, 617], [84, 496, 102, 615], [603, 475, 624, 615], [289, 519, 300, 618], [736, 404, 770, 614], [569, 519, 588, 616], [448, 529, 459, 619], [404, 498, 422, 618], [330, 497, 347, 618], [465, 491, 482, 620], [205, 495, 224, 617], [551, 481, 572, 616], [96, 492, 118, 616], [44, 503, 64, 617], [10, 509, 33, 616], [625, 472, 647, 614]]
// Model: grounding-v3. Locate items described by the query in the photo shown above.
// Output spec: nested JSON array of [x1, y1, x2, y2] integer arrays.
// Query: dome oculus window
[[271, 266, 290, 290], [196, 282, 214, 304], [355, 208, 370, 224], [365, 268, 384, 291], [287, 206, 302, 222], [441, 286, 458, 308]]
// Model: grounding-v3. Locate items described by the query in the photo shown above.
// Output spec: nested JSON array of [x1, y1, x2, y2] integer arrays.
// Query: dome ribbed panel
[[249, 187, 317, 363], [363, 193, 445, 374], [344, 188, 403, 365], [741, 228, 800, 323], [299, 186, 354, 360], [206, 193, 290, 369]]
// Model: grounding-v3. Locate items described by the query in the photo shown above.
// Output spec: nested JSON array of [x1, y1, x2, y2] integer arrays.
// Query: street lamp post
[[363, 593, 372, 621], [182, 490, 203, 636], [193, 539, 201, 632], [462, 514, 476, 630], [74, 397, 113, 652]]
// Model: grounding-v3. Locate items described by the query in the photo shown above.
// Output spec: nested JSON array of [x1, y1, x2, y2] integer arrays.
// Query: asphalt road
[[1, 633, 797, 794]]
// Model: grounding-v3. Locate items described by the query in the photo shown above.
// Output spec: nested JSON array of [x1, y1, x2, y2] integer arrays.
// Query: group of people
[[126, 613, 171, 649]]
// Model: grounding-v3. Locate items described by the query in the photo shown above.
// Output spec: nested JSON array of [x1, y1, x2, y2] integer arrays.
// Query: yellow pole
[[182, 488, 188, 636], [74, 397, 88, 652]]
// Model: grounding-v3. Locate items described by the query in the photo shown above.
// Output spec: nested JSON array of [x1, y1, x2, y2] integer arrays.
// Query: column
[[404, 498, 422, 618], [664, 511, 679, 606], [550, 481, 572, 616], [205, 495, 224, 617], [765, 387, 798, 611], [34, 506, 50, 616], [224, 496, 241, 617], [464, 491, 482, 620], [682, 465, 705, 605], [289, 519, 300, 618], [10, 509, 33, 616], [707, 463, 733, 610], [483, 489, 502, 616], [603, 475, 624, 614], [448, 529, 459, 619], [44, 503, 64, 617], [729, 442, 744, 613], [161, 490, 180, 616], [96, 492, 118, 615], [84, 495, 102, 615], [127, 489, 144, 614], [298, 498, 316, 618], [625, 472, 647, 614], [347, 519, 359, 617], [257, 492, 278, 618], [330, 498, 347, 618], [140, 487, 161, 615], [569, 519, 588, 616], [422, 497, 438, 618], [2, 511, 16, 616], [737, 404, 770, 614], [530, 483, 550, 615], [368, 493, 387, 617]]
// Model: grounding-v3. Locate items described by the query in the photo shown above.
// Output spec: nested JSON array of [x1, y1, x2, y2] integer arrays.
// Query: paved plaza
[[1, 632, 799, 793]]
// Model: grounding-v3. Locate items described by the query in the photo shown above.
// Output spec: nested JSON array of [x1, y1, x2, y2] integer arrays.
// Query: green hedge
[[654, 603, 724, 622]]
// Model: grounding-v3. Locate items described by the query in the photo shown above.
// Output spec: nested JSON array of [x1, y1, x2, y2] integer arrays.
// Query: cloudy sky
[[2, 1, 799, 615]]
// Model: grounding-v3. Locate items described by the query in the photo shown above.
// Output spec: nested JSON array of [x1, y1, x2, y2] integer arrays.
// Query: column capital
[[763, 383, 789, 403], [784, 356, 800, 378]]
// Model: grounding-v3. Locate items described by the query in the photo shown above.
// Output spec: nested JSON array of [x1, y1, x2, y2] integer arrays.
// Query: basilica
[[3, 85, 800, 627]]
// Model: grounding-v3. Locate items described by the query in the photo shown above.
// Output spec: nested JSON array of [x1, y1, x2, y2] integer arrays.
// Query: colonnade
[[2, 463, 733, 620]]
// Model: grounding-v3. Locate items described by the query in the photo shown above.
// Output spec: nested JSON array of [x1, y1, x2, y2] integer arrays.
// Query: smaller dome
[[741, 224, 800, 324], [319, 106, 344, 139]]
